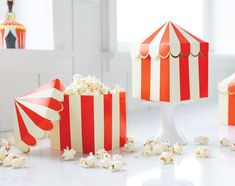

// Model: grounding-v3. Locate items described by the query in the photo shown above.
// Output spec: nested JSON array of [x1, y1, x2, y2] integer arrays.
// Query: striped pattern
[[0, 20, 26, 48], [131, 21, 209, 102], [50, 92, 127, 154], [14, 79, 65, 153], [218, 74, 235, 125]]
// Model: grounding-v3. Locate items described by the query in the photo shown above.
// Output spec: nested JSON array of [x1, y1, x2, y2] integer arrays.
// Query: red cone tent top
[[14, 79, 65, 153], [131, 21, 209, 59]]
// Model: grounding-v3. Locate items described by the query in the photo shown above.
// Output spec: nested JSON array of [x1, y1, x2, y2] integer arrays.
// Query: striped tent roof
[[0, 19, 25, 30], [14, 79, 65, 152], [131, 21, 209, 59], [218, 74, 235, 94]]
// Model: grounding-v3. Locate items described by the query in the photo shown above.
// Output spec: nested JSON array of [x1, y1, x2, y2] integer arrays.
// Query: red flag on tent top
[[14, 79, 65, 153], [131, 21, 209, 102]]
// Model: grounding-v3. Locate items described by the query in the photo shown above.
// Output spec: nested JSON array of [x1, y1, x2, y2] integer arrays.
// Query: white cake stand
[[154, 102, 188, 145]]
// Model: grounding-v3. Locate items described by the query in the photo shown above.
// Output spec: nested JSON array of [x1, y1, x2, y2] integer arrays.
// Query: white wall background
[[0, 0, 235, 131]]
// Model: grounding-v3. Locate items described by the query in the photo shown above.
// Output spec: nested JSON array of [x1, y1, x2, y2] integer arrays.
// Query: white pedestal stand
[[155, 103, 186, 145]]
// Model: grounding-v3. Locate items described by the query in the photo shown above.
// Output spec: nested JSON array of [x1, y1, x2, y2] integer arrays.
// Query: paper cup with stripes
[[218, 74, 235, 125], [50, 92, 127, 153], [131, 21, 209, 102]]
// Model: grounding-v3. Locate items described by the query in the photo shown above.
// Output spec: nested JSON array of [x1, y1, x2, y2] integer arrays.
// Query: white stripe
[[170, 56, 180, 102], [132, 57, 141, 99], [169, 23, 181, 57], [112, 93, 120, 149], [50, 121, 61, 150], [219, 94, 228, 125], [149, 23, 168, 58], [174, 24, 200, 56], [18, 88, 64, 102], [69, 95, 83, 152], [94, 95, 104, 152], [16, 100, 60, 122], [150, 57, 161, 101], [16, 102, 45, 139], [189, 55, 200, 100]]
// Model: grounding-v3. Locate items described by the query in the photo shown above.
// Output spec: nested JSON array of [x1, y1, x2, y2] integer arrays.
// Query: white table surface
[[1, 99, 235, 186]]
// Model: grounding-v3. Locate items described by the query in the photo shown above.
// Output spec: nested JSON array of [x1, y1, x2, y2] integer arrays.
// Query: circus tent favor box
[[14, 79, 126, 154], [218, 74, 235, 125], [0, 0, 26, 49], [131, 21, 209, 102]]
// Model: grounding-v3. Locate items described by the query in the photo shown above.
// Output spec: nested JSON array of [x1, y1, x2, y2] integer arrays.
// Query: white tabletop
[[0, 99, 235, 186]]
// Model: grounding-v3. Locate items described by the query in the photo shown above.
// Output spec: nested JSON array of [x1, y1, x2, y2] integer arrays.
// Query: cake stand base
[[155, 103, 186, 145]]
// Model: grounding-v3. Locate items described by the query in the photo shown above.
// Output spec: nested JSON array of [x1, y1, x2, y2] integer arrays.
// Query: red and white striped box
[[50, 93, 127, 153], [218, 74, 235, 125], [14, 79, 127, 153], [131, 22, 209, 102]]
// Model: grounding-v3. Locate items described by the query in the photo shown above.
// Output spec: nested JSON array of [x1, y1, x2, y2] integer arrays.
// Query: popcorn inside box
[[14, 74, 127, 153]]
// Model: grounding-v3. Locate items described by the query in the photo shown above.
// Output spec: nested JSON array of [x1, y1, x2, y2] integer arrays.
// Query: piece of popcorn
[[219, 137, 230, 147], [80, 152, 97, 168], [152, 143, 164, 155], [194, 136, 209, 145], [111, 84, 125, 94], [195, 147, 211, 158], [160, 152, 173, 164], [61, 147, 76, 161], [124, 143, 136, 153], [11, 157, 26, 169], [109, 161, 123, 172], [101, 152, 111, 160], [172, 143, 184, 155], [126, 137, 135, 144], [230, 144, 235, 151], [161, 141, 171, 151], [65, 86, 77, 95], [2, 154, 14, 167], [0, 138, 9, 147], [95, 149, 107, 159], [143, 143, 153, 156], [100, 158, 111, 169], [0, 147, 9, 164]]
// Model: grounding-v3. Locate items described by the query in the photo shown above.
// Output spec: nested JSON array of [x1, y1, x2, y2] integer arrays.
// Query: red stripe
[[104, 94, 112, 151], [16, 29, 21, 48], [16, 101, 53, 131], [119, 92, 126, 147], [198, 54, 208, 98], [59, 95, 71, 151], [179, 56, 190, 100], [15, 103, 36, 146], [81, 96, 95, 153], [141, 56, 151, 100], [160, 57, 170, 101], [228, 94, 235, 125]]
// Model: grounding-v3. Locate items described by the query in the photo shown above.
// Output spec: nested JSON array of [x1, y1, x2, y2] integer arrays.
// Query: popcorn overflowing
[[80, 150, 124, 172], [124, 137, 136, 153], [61, 147, 76, 161], [172, 143, 184, 155], [194, 136, 209, 145], [160, 152, 174, 164], [65, 74, 124, 95], [219, 137, 230, 147], [195, 147, 211, 158]]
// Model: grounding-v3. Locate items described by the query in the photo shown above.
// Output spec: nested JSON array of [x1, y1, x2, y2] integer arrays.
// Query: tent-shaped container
[[0, 0, 26, 49], [131, 21, 209, 103]]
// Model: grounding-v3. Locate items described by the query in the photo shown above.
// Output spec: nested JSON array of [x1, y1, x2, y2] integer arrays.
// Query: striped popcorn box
[[14, 79, 127, 153], [50, 93, 126, 153], [131, 21, 209, 102], [218, 74, 235, 125]]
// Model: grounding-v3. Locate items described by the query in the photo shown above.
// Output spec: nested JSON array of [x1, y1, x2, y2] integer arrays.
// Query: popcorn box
[[218, 74, 235, 125], [14, 79, 127, 153], [131, 21, 209, 102]]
